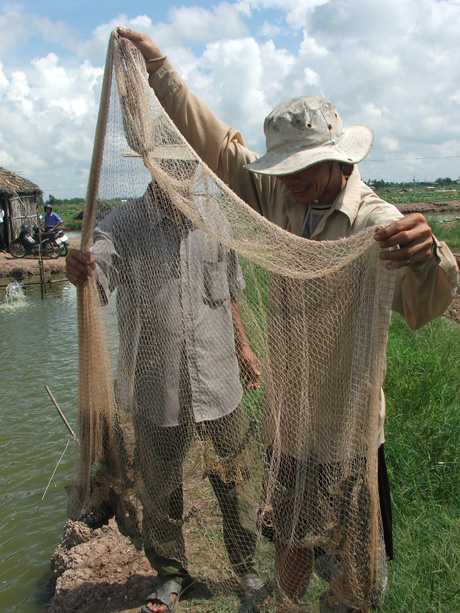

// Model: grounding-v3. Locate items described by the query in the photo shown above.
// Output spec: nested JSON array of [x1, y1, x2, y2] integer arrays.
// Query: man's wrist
[[145, 56, 167, 75]]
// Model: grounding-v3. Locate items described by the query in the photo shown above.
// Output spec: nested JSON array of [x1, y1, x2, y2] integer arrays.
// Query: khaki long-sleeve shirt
[[149, 60, 458, 445], [150, 61, 457, 330]]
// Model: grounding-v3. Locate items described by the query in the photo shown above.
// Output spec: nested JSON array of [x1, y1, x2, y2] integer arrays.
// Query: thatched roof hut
[[0, 167, 43, 244]]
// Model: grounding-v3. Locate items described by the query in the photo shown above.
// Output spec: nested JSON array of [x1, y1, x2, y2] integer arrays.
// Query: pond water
[[0, 279, 82, 612], [424, 210, 460, 222]]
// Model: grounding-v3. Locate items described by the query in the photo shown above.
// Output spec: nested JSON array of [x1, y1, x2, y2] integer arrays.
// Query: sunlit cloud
[[0, 0, 459, 196]]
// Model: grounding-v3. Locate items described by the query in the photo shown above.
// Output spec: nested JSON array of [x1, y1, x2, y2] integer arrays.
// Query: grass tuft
[[381, 315, 460, 611]]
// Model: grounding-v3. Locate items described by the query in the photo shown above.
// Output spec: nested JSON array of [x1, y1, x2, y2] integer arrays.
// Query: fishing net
[[67, 29, 396, 611]]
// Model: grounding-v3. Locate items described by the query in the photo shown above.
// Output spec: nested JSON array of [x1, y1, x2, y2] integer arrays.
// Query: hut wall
[[7, 195, 40, 241]]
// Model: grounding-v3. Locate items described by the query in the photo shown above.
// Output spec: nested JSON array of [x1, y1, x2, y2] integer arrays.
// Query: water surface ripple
[[0, 280, 80, 612]]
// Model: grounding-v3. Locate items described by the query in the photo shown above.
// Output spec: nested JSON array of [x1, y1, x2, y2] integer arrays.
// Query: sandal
[[239, 577, 274, 612], [141, 578, 192, 613]]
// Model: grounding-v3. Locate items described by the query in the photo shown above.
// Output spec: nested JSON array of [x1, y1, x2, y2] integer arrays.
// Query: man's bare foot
[[144, 591, 177, 612], [141, 579, 182, 613]]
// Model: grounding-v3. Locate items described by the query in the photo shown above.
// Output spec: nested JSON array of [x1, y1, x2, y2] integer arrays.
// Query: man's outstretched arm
[[231, 298, 261, 391]]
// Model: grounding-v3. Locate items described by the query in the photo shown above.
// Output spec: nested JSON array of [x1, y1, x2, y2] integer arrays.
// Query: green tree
[[370, 179, 388, 189]]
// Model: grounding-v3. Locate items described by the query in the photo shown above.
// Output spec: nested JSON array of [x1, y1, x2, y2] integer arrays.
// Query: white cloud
[[304, 67, 321, 88], [257, 21, 283, 37], [7, 71, 30, 102], [0, 63, 8, 91], [450, 90, 460, 105], [0, 45, 103, 196], [299, 32, 328, 57], [167, 2, 249, 42], [0, 149, 16, 167], [362, 103, 382, 119], [381, 136, 399, 151], [1, 0, 460, 196], [199, 37, 270, 144]]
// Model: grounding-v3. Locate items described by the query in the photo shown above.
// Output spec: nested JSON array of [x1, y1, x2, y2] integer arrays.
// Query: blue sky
[[1, 0, 460, 198]]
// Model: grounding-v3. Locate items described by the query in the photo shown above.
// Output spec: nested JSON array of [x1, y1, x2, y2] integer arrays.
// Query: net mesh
[[67, 30, 396, 611]]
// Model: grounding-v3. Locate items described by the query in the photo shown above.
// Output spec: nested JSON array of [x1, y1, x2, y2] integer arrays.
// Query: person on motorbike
[[44, 204, 63, 231]]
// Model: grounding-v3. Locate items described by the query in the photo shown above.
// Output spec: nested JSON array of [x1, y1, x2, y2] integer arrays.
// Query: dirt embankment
[[394, 199, 460, 214], [0, 237, 80, 279], [48, 520, 158, 613]]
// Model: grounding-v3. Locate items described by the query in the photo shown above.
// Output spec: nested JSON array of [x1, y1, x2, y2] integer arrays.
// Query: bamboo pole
[[74, 33, 116, 504], [80, 35, 114, 251], [36, 208, 46, 299], [44, 384, 80, 446]]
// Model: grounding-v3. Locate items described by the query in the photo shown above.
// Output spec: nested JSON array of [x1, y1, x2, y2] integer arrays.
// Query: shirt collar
[[330, 165, 363, 225]]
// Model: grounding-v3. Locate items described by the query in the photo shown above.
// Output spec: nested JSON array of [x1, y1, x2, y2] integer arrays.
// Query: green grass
[[429, 219, 460, 253], [55, 202, 83, 230], [381, 314, 460, 611]]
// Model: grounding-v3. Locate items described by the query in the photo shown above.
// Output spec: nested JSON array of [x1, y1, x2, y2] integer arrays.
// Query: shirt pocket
[[203, 261, 230, 306]]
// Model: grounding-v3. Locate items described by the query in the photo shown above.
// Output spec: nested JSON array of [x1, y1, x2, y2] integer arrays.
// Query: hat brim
[[244, 125, 373, 176]]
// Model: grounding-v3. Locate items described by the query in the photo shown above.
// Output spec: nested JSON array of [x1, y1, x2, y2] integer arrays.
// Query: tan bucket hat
[[244, 96, 374, 176]]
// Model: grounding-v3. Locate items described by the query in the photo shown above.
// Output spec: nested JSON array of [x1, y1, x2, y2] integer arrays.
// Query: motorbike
[[33, 227, 69, 256], [9, 224, 61, 259]]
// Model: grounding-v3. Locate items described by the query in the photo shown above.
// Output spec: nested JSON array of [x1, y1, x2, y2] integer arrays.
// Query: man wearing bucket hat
[[66, 156, 265, 613], [118, 29, 458, 612], [117, 29, 457, 280]]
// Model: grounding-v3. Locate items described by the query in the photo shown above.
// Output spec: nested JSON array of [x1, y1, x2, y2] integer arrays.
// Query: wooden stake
[[44, 384, 80, 446]]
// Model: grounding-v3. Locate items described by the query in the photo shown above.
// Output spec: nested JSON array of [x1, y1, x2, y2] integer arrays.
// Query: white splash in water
[[2, 280, 27, 308]]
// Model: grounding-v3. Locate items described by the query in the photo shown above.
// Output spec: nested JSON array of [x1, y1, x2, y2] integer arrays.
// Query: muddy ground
[[48, 520, 178, 613], [392, 200, 460, 214]]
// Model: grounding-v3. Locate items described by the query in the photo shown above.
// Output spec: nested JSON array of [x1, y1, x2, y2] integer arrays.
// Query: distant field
[[50, 199, 123, 230], [375, 185, 460, 205]]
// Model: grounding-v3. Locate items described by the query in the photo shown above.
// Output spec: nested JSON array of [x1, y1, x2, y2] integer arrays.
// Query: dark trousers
[[135, 404, 258, 583]]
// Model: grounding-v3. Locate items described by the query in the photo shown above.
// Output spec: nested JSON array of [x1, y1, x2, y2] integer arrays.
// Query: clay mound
[[49, 520, 154, 613]]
